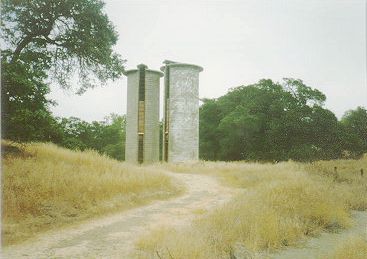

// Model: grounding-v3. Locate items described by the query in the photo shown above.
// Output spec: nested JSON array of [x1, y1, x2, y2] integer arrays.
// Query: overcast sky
[[48, 0, 367, 122]]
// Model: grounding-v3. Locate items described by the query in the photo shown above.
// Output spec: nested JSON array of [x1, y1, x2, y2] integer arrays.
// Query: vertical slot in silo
[[163, 64, 170, 162], [161, 60, 203, 163], [125, 64, 163, 164], [137, 65, 146, 164]]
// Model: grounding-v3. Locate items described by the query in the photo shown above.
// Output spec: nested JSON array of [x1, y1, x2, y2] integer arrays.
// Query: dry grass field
[[2, 141, 182, 245], [137, 157, 367, 258], [325, 235, 367, 259], [3, 141, 366, 257]]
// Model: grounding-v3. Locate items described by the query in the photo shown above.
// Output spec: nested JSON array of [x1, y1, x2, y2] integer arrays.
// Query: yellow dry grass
[[2, 141, 182, 245], [325, 235, 367, 259], [136, 157, 367, 259]]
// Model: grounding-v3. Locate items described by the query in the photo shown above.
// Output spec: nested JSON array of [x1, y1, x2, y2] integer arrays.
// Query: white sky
[[48, 0, 367, 122]]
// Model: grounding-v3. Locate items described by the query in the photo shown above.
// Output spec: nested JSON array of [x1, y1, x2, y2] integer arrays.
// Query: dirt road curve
[[2, 173, 235, 259]]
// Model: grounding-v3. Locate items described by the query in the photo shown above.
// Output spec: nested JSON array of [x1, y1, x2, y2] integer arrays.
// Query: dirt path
[[269, 211, 367, 259], [2, 173, 235, 259]]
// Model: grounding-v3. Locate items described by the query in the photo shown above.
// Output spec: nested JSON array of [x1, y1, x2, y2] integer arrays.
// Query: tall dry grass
[[2, 141, 182, 245], [305, 157, 367, 210], [325, 235, 367, 259], [136, 157, 367, 258]]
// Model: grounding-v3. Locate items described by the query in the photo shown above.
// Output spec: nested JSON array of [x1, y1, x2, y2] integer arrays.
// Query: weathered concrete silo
[[124, 64, 163, 164], [161, 61, 203, 163]]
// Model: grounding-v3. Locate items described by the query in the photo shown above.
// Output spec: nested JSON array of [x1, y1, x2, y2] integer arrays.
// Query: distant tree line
[[199, 78, 367, 162], [57, 115, 126, 160], [2, 111, 126, 161]]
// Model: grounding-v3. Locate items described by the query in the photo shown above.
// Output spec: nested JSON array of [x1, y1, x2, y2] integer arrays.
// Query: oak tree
[[1, 0, 125, 141]]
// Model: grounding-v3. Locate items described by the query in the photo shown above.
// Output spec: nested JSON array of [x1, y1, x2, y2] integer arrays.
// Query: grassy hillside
[[137, 158, 367, 258], [2, 141, 182, 245]]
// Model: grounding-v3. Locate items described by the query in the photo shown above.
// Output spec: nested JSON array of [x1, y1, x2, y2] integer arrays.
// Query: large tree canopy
[[340, 106, 367, 156], [1, 0, 125, 142], [199, 79, 359, 162], [1, 0, 125, 92]]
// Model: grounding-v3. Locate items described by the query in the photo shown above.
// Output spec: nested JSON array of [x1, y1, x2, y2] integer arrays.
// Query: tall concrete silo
[[161, 61, 203, 163], [124, 64, 163, 164]]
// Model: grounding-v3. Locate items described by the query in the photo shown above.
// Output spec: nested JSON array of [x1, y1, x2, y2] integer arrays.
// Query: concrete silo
[[124, 64, 163, 164], [161, 61, 203, 163]]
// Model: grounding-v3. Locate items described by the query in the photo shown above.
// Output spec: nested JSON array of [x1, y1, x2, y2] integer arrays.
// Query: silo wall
[[162, 62, 203, 163], [143, 71, 161, 163], [125, 70, 139, 163], [124, 65, 163, 164]]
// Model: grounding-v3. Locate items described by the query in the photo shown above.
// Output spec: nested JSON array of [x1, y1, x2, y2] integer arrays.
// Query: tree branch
[[11, 34, 35, 63], [44, 36, 65, 47], [10, 16, 58, 64]]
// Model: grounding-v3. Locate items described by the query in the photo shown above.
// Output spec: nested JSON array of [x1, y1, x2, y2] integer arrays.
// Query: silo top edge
[[123, 69, 164, 77], [160, 63, 203, 72]]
